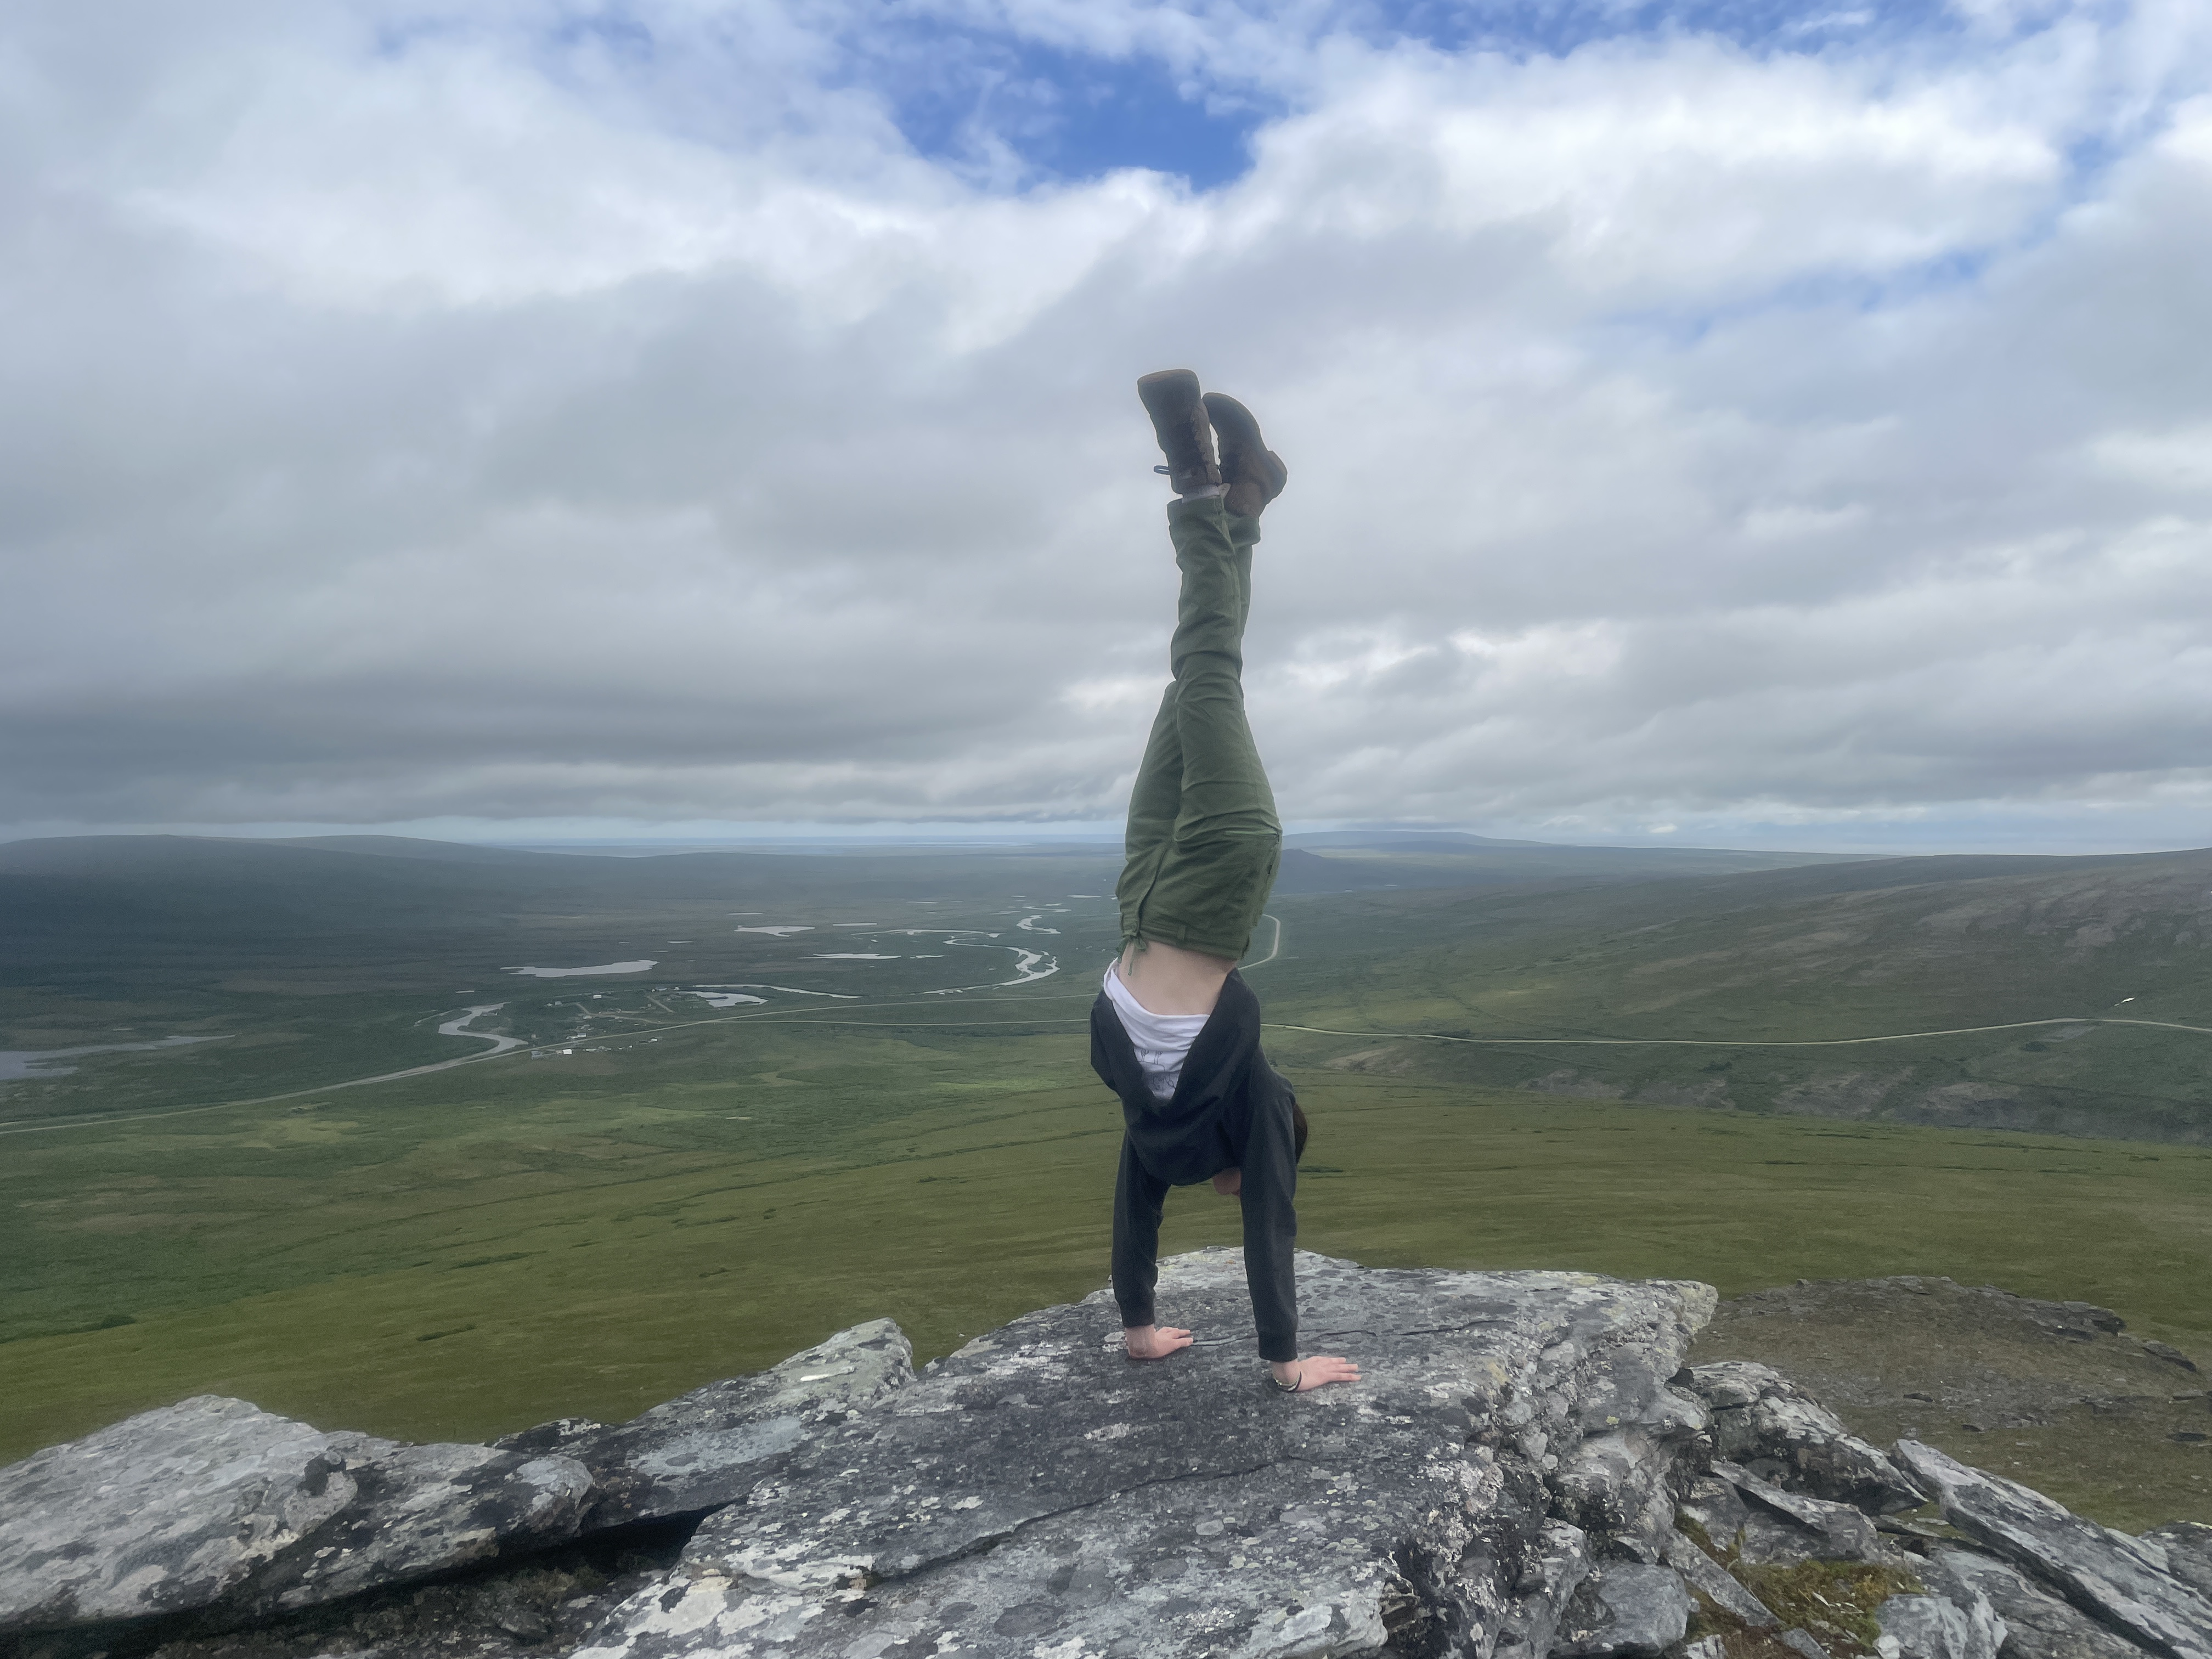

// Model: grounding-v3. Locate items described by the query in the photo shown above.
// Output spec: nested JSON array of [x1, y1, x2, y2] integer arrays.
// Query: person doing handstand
[[1091, 369, 1361, 1396]]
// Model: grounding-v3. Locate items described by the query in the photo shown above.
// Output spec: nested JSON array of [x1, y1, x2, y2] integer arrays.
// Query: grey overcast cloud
[[5, 0, 2210, 853]]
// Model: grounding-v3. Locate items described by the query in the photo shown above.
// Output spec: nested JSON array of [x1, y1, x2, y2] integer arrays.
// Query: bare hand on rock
[[1124, 1324, 1194, 1361], [1274, 1355, 1361, 1392]]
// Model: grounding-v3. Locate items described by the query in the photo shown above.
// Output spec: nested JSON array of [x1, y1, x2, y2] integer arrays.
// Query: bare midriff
[[1115, 937, 1237, 1017]]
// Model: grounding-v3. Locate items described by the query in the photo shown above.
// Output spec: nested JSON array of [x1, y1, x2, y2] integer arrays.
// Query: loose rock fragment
[[1712, 1459, 1887, 1564], [1549, 1562, 1692, 1658], [1876, 1590, 2006, 1659], [1662, 1527, 1778, 1628]]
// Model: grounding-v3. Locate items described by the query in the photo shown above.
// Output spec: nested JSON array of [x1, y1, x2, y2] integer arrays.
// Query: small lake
[[0, 1035, 228, 1081]]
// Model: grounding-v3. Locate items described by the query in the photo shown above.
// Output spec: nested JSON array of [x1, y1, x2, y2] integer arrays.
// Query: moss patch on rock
[[1729, 1561, 1925, 1657]]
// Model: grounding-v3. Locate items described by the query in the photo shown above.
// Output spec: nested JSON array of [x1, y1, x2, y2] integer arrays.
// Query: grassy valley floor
[[8, 836, 2212, 1532], [5, 1028, 2208, 1526]]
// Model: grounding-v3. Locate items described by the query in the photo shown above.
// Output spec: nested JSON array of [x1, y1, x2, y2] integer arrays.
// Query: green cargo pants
[[1115, 494, 1283, 962]]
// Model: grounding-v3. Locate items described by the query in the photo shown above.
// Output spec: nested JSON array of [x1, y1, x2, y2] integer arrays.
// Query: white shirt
[[1102, 963, 1209, 1103]]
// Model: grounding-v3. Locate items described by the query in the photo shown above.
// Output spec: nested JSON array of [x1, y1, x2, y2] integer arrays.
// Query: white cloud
[[4, 0, 2212, 851]]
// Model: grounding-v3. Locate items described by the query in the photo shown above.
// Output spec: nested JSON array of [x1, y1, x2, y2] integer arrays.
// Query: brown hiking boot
[[1201, 392, 1288, 518], [1137, 369, 1219, 494]]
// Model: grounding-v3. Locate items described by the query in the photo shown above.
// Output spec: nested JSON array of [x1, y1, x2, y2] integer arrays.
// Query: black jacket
[[1091, 969, 1300, 1362]]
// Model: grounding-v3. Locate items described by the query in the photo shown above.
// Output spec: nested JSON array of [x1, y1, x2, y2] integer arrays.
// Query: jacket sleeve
[[1239, 1073, 1300, 1363], [1111, 1132, 1171, 1330]]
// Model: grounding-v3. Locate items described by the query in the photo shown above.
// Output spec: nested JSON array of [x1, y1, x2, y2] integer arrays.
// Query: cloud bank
[[5, 0, 2210, 851]]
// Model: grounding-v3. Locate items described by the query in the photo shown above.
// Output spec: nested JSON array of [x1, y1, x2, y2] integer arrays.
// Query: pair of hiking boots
[[1138, 369, 1288, 518]]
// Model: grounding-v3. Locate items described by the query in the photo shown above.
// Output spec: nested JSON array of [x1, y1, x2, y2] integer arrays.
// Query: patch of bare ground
[[1691, 1276, 2212, 1532]]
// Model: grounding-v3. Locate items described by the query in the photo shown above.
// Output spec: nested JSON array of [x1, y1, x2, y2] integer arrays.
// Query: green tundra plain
[[3, 833, 2209, 1527]]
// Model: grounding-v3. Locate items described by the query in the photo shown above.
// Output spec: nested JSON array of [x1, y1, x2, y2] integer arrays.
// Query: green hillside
[[1259, 847, 2212, 1143], [3, 832, 2209, 1531]]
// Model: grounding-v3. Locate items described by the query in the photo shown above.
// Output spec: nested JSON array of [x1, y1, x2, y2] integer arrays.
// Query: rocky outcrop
[[0, 1324, 914, 1645], [574, 1251, 1715, 1658], [1923, 1549, 2153, 1659], [4, 1257, 2210, 1659], [1896, 1442, 2212, 1659], [1679, 1362, 1924, 1514], [0, 1396, 593, 1633]]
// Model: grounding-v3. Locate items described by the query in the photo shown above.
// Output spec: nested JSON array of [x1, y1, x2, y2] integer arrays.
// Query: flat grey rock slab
[[1681, 1362, 1925, 1514], [496, 1319, 912, 1530], [1877, 1590, 2005, 1659], [1922, 1550, 2157, 1659], [0, 1396, 591, 1633], [575, 1250, 1717, 1659], [1550, 1563, 1691, 1657], [1897, 1442, 2212, 1659]]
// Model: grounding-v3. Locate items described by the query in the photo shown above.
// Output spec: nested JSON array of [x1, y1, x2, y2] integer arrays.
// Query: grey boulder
[[1897, 1441, 2212, 1659], [0, 1396, 591, 1633], [1681, 1361, 1925, 1513], [1549, 1562, 1692, 1658], [496, 1318, 912, 1530], [574, 1250, 1718, 1659]]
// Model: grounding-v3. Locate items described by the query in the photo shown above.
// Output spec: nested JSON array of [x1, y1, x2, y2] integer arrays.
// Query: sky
[[4, 0, 2210, 855]]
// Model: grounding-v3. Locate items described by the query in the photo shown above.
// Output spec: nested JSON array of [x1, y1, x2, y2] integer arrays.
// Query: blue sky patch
[[859, 34, 1271, 189]]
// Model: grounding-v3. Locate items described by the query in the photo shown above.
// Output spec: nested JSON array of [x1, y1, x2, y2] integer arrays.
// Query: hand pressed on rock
[[1124, 1324, 1194, 1361], [1273, 1355, 1361, 1392]]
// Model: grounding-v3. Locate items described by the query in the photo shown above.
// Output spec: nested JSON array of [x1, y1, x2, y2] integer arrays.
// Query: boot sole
[[1137, 368, 1202, 405], [1138, 369, 1216, 490], [1201, 393, 1288, 504]]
